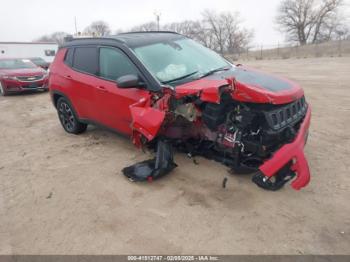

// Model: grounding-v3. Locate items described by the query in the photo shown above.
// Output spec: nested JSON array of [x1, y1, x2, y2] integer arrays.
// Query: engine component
[[202, 103, 228, 130], [175, 103, 197, 122]]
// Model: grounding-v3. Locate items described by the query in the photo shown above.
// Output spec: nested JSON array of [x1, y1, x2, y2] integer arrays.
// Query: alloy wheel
[[58, 102, 75, 132]]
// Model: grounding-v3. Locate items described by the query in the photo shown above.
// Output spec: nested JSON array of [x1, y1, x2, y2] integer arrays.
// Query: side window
[[73, 47, 98, 75], [99, 47, 139, 81], [45, 50, 56, 56], [64, 48, 74, 66]]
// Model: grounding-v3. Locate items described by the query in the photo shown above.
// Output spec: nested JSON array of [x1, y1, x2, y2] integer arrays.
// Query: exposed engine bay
[[123, 80, 309, 191]]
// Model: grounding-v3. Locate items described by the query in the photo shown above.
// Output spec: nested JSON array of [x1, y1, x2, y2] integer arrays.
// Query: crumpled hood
[[175, 66, 304, 105], [0, 68, 46, 77]]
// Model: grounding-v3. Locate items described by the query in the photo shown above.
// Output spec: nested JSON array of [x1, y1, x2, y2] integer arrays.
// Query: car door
[[64, 46, 101, 120], [95, 46, 150, 135]]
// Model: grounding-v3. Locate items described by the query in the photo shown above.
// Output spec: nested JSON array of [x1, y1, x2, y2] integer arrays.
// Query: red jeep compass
[[0, 58, 48, 95], [49, 32, 311, 191]]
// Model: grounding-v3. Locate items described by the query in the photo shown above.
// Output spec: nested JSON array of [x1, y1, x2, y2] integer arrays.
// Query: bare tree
[[130, 22, 158, 32], [333, 23, 349, 40], [163, 20, 208, 44], [221, 12, 253, 54], [35, 31, 69, 45], [84, 20, 111, 36], [164, 21, 200, 37], [276, 0, 344, 45], [202, 10, 227, 53], [33, 9, 253, 53], [201, 10, 253, 54]]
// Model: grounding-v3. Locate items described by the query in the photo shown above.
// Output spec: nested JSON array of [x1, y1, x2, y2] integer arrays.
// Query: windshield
[[30, 58, 46, 64], [132, 38, 231, 84], [0, 59, 37, 69]]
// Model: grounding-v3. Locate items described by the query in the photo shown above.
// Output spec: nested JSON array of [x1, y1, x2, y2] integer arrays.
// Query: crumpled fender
[[199, 87, 221, 103], [129, 97, 166, 142], [175, 77, 235, 104]]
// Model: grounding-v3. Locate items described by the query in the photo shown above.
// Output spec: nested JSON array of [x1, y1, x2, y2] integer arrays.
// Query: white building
[[0, 42, 58, 62]]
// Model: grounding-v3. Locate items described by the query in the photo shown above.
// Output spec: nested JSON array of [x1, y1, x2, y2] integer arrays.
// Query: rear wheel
[[57, 97, 87, 134], [0, 82, 7, 96]]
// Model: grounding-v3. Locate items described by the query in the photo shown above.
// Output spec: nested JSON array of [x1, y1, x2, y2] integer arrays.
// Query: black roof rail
[[63, 35, 74, 42], [117, 31, 180, 35], [63, 36, 125, 44]]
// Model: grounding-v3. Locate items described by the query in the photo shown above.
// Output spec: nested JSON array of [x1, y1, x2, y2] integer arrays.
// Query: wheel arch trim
[[51, 90, 81, 120]]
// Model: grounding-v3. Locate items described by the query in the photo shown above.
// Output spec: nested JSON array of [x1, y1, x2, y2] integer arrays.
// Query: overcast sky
[[0, 0, 349, 46]]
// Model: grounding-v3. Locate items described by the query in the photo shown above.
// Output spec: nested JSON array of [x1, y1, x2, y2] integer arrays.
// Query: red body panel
[[259, 106, 311, 190], [175, 66, 304, 105], [175, 78, 229, 102], [130, 98, 166, 141], [49, 48, 149, 135]]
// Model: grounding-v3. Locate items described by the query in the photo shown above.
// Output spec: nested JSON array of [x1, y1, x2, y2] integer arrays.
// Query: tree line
[[35, 10, 253, 55], [35, 0, 349, 53]]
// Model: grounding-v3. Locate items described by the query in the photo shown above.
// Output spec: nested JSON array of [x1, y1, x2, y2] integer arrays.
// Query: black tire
[[56, 97, 87, 134], [0, 81, 7, 96]]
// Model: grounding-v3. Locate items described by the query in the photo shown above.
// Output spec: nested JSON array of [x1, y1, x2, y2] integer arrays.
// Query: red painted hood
[[175, 66, 304, 105], [0, 68, 46, 77]]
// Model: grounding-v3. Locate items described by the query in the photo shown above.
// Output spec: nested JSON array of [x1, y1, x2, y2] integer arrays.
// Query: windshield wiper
[[162, 71, 199, 84], [199, 66, 231, 79]]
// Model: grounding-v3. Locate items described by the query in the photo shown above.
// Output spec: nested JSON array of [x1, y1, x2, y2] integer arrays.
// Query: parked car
[[49, 32, 311, 191], [0, 58, 48, 95], [27, 57, 50, 70]]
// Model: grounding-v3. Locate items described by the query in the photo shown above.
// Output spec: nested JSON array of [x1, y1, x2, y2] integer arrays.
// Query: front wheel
[[56, 97, 87, 134]]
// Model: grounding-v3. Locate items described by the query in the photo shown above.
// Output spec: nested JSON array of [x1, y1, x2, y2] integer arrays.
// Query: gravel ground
[[0, 57, 349, 254]]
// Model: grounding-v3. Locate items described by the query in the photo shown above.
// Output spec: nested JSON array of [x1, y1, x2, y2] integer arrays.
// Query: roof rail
[[117, 31, 180, 35], [63, 35, 74, 42], [63, 35, 125, 44]]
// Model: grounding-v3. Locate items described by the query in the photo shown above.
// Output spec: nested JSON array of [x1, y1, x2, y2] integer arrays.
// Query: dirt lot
[[0, 57, 349, 255]]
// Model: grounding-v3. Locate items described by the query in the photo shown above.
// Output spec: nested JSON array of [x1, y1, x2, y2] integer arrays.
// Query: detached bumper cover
[[259, 106, 311, 190]]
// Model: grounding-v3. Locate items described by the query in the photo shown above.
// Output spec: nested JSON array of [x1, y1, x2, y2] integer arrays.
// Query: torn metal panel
[[122, 139, 177, 182]]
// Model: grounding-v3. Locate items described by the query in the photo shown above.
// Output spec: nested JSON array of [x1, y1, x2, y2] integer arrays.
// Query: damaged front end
[[123, 71, 311, 191]]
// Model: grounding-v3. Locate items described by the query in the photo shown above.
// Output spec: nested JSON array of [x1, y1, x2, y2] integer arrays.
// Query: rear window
[[72, 47, 97, 75], [64, 48, 74, 66]]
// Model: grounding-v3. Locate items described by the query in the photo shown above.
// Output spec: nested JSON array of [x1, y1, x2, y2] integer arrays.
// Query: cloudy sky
[[0, 0, 349, 46]]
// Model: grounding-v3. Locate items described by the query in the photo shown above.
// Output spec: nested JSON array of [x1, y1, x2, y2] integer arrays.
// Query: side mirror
[[116, 74, 145, 88]]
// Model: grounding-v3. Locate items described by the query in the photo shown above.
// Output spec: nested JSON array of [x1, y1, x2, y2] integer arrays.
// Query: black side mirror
[[116, 74, 145, 88]]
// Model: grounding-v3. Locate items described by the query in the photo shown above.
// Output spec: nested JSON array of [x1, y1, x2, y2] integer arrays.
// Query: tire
[[0, 81, 7, 96], [56, 97, 87, 134]]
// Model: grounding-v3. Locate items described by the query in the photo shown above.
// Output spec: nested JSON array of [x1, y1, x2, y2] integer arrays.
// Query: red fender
[[129, 97, 166, 142]]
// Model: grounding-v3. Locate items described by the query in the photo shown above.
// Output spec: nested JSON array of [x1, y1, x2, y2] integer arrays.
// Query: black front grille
[[16, 75, 43, 81], [264, 97, 307, 131]]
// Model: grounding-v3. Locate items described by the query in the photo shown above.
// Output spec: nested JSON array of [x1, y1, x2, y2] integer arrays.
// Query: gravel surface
[[0, 57, 349, 254]]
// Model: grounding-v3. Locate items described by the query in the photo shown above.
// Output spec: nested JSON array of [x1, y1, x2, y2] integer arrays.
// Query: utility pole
[[74, 16, 78, 35], [154, 11, 161, 31]]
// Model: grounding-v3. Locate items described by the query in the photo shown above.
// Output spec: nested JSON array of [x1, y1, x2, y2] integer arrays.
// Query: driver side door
[[95, 46, 150, 135]]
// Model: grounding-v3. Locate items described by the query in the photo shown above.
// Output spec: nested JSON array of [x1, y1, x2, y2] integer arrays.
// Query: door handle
[[64, 75, 72, 79], [96, 86, 108, 92]]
